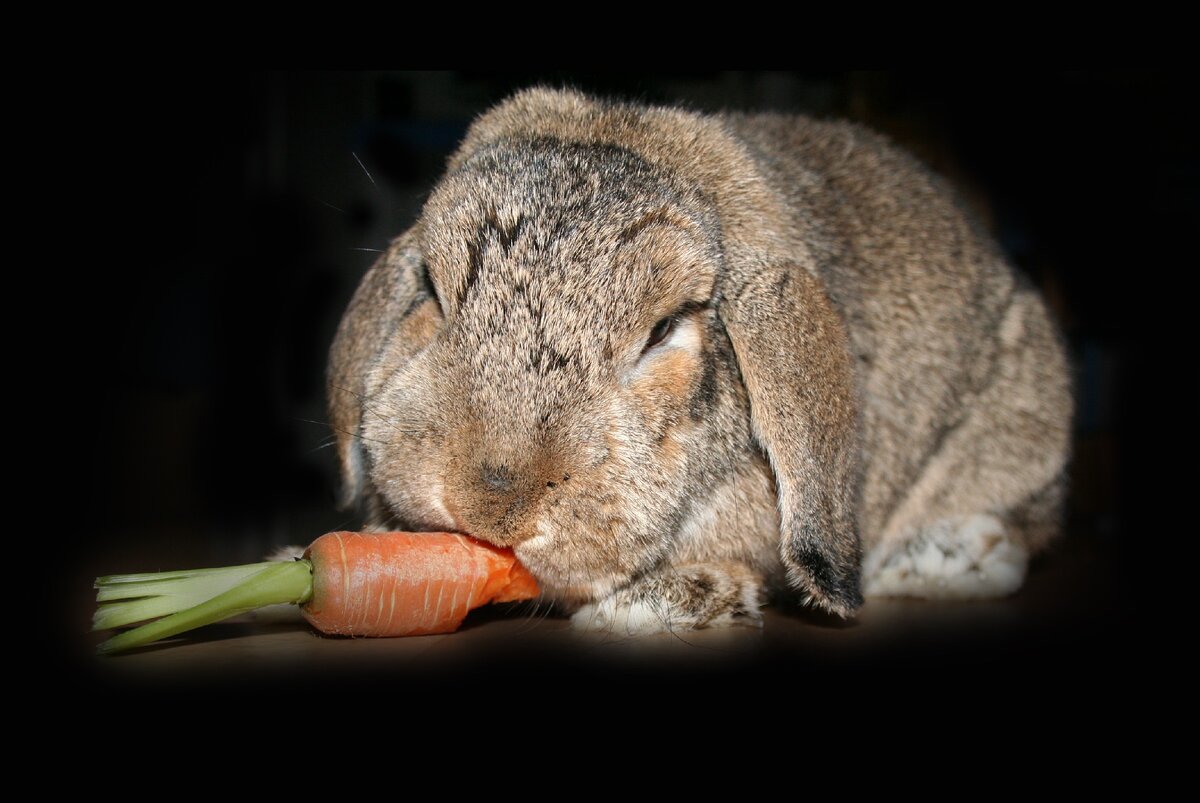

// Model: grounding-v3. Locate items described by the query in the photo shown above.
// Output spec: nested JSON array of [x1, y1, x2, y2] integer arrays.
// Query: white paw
[[570, 596, 674, 636], [863, 514, 1027, 599]]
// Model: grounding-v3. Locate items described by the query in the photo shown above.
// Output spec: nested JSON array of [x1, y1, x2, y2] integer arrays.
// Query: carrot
[[301, 532, 538, 637], [93, 532, 539, 653]]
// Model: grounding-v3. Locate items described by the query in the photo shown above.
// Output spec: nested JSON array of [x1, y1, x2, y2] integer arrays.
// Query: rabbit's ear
[[718, 255, 864, 616], [327, 230, 436, 511]]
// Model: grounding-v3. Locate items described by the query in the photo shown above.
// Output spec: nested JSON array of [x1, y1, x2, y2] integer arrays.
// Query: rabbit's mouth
[[514, 543, 628, 606], [509, 512, 672, 606]]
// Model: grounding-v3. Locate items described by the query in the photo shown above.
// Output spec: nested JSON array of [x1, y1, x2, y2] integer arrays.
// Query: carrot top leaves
[[94, 560, 314, 654]]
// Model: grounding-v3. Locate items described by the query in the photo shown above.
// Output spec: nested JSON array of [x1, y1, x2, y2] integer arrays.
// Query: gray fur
[[327, 89, 1073, 631]]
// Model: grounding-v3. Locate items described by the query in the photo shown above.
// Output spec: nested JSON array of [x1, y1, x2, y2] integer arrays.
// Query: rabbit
[[325, 87, 1073, 634]]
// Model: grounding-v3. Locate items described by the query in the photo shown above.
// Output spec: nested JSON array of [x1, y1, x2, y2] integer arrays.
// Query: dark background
[[66, 72, 1179, 691]]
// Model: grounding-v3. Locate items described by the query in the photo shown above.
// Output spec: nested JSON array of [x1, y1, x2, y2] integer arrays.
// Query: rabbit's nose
[[447, 459, 547, 547], [479, 463, 515, 493]]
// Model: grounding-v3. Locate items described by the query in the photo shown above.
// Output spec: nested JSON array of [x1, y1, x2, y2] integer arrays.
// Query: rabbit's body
[[329, 89, 1072, 633], [728, 114, 1072, 598]]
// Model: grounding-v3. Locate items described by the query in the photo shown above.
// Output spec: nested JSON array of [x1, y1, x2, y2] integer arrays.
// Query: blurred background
[[78, 70, 1172, 593]]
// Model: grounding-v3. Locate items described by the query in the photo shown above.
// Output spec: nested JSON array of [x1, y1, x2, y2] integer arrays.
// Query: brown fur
[[327, 88, 1072, 631]]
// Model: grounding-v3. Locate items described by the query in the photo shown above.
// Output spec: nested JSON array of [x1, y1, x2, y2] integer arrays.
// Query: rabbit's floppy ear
[[717, 251, 864, 616], [327, 229, 436, 510]]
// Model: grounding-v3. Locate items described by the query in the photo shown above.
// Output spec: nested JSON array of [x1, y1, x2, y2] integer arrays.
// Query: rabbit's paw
[[571, 563, 764, 635], [862, 514, 1027, 599]]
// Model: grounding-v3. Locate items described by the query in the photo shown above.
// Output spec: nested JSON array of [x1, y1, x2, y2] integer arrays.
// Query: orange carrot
[[93, 532, 540, 653], [301, 531, 539, 637]]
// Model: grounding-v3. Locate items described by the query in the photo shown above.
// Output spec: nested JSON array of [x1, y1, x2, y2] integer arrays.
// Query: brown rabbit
[[325, 88, 1072, 633]]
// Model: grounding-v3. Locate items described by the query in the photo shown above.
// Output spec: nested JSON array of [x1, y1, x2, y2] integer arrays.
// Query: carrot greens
[[94, 560, 313, 654]]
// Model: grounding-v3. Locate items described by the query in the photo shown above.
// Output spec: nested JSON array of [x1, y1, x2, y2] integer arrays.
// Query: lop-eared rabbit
[[327, 88, 1072, 634]]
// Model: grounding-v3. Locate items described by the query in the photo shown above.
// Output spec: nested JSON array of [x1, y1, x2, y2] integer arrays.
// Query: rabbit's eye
[[645, 315, 676, 351]]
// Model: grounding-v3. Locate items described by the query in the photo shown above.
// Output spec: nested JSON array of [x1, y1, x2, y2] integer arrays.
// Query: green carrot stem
[[94, 563, 286, 628], [97, 563, 278, 588], [95, 560, 314, 654]]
